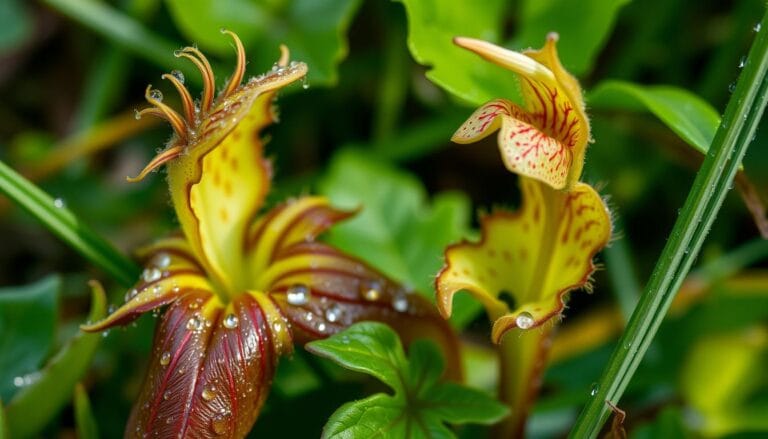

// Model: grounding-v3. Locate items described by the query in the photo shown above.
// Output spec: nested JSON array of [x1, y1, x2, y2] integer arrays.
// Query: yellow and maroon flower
[[437, 35, 612, 437], [82, 32, 458, 438]]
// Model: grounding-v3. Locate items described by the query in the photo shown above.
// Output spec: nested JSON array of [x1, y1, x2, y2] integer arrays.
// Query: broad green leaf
[[0, 399, 7, 439], [74, 383, 98, 439], [0, 276, 59, 402], [5, 282, 106, 439], [0, 0, 31, 54], [304, 321, 407, 389], [165, 0, 362, 85], [397, 0, 628, 105], [395, 0, 511, 106], [589, 80, 721, 152], [307, 323, 509, 439], [512, 0, 630, 76], [318, 149, 482, 327]]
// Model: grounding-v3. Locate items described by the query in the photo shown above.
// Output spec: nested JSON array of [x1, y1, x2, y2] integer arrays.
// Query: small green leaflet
[[306, 322, 508, 439]]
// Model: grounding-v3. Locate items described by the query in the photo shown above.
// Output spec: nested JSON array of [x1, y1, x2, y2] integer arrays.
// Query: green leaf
[[511, 0, 630, 76], [397, 0, 628, 105], [589, 80, 721, 152], [74, 383, 99, 439], [5, 282, 106, 439], [318, 149, 482, 327], [0, 0, 31, 53], [307, 322, 509, 439], [166, 0, 362, 85], [0, 399, 7, 439], [0, 276, 59, 402], [396, 0, 511, 106]]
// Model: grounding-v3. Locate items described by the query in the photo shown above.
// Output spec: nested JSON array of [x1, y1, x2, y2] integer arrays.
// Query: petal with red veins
[[262, 242, 462, 380], [127, 292, 287, 438], [452, 35, 589, 190], [245, 196, 355, 276]]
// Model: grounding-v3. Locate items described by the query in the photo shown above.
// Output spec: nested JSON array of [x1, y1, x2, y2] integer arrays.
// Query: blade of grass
[[0, 160, 140, 286], [570, 10, 768, 438]]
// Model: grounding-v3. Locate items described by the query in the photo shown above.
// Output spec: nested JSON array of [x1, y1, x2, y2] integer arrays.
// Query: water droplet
[[160, 351, 171, 366], [163, 390, 172, 400], [153, 252, 171, 269], [107, 304, 116, 314], [362, 280, 382, 301], [304, 312, 314, 322], [729, 82, 737, 93], [739, 56, 746, 68], [187, 316, 204, 331], [143, 267, 162, 283], [325, 304, 342, 323], [202, 387, 216, 401], [286, 284, 310, 306], [223, 313, 239, 329], [755, 22, 762, 33], [188, 301, 199, 310], [515, 312, 535, 329], [53, 198, 65, 209], [170, 69, 185, 84], [392, 294, 408, 312], [124, 288, 138, 302], [149, 89, 163, 102], [272, 321, 283, 333], [590, 383, 599, 396], [211, 413, 230, 435], [134, 109, 142, 120], [317, 322, 327, 332], [301, 76, 310, 90]]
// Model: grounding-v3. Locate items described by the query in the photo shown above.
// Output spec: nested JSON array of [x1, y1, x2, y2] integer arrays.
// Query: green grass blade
[[569, 9, 768, 438], [0, 160, 140, 286]]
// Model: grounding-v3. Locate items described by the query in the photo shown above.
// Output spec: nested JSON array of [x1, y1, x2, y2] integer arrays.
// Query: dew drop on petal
[[362, 280, 382, 301], [163, 390, 172, 400], [317, 322, 327, 332], [325, 304, 342, 323], [170, 69, 185, 84], [153, 252, 171, 269], [286, 284, 310, 305], [202, 387, 216, 401], [223, 314, 239, 329], [211, 413, 230, 435], [149, 89, 163, 102], [124, 289, 138, 302], [143, 267, 162, 283], [272, 321, 283, 333], [515, 312, 535, 329], [160, 351, 171, 366], [392, 294, 408, 312], [187, 316, 204, 331]]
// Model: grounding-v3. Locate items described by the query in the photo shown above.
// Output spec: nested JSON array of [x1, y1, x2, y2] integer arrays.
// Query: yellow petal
[[165, 54, 308, 297], [436, 177, 612, 343], [245, 196, 355, 281], [453, 35, 589, 190], [81, 243, 214, 331]]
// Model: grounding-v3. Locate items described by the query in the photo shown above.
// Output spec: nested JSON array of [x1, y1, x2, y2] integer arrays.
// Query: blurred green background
[[0, 0, 767, 437]]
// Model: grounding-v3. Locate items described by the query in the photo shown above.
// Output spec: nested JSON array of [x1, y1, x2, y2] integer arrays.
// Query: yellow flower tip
[[278, 44, 290, 67], [453, 36, 557, 87], [220, 29, 246, 98], [126, 144, 184, 183]]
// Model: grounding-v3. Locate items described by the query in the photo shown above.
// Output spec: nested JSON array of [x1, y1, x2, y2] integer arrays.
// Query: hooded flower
[[436, 35, 612, 437], [82, 32, 458, 438]]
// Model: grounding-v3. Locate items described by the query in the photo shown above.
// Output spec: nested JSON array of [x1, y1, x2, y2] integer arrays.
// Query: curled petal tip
[[127, 144, 184, 183], [278, 44, 290, 67]]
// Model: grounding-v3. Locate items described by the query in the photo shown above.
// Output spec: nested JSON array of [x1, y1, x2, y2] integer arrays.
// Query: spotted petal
[[261, 241, 462, 380], [452, 35, 589, 190], [126, 291, 287, 438], [436, 177, 611, 344]]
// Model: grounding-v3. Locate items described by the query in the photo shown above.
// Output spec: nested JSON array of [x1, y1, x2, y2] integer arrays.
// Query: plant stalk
[[569, 9, 768, 437]]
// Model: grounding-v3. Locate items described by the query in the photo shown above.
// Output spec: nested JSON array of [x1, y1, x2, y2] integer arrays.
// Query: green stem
[[570, 10, 768, 438], [372, 9, 408, 144], [0, 160, 140, 286], [603, 218, 642, 322]]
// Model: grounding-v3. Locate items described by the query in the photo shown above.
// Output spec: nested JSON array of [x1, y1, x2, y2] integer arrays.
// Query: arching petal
[[261, 242, 462, 380], [245, 196, 355, 278], [452, 35, 589, 190], [81, 245, 213, 331], [127, 291, 287, 438], [436, 177, 612, 343]]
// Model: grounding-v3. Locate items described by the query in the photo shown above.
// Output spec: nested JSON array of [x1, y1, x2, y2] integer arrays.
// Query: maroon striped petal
[[127, 292, 286, 438], [262, 242, 462, 380]]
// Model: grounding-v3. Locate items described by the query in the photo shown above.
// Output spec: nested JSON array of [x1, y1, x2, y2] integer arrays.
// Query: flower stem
[[0, 160, 140, 286], [570, 9, 768, 438]]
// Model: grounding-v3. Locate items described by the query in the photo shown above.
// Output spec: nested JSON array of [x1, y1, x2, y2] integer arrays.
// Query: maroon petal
[[127, 292, 280, 438]]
